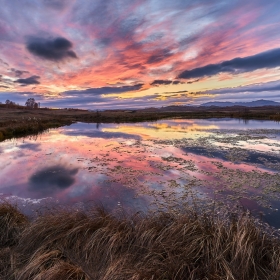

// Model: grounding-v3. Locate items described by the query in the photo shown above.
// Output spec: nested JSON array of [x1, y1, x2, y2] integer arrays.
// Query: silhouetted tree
[[5, 99, 15, 108], [25, 98, 36, 109]]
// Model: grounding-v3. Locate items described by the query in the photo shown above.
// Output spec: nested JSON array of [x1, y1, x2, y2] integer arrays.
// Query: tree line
[[1, 98, 40, 109]]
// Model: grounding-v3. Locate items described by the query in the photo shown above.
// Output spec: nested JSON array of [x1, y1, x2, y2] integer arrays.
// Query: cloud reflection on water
[[0, 119, 280, 224], [29, 165, 78, 194]]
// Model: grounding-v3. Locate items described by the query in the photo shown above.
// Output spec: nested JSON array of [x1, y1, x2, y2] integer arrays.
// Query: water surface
[[1, 118, 280, 226]]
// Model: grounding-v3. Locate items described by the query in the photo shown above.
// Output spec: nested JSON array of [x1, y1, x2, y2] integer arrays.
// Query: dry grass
[[1, 202, 280, 279], [0, 203, 28, 248], [0, 203, 29, 279]]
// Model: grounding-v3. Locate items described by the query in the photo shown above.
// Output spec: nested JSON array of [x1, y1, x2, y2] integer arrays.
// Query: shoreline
[[1, 105, 280, 142], [2, 107, 280, 278]]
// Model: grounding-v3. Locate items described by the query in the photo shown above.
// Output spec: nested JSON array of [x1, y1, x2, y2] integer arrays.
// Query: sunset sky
[[1, 0, 280, 109]]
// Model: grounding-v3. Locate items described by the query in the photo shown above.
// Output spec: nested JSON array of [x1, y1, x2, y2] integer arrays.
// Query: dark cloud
[[187, 79, 200, 84], [0, 85, 10, 88], [15, 75, 40, 85], [29, 165, 78, 194], [26, 37, 78, 61], [10, 68, 29, 77], [178, 48, 280, 79], [172, 80, 183, 85], [150, 80, 183, 86], [63, 84, 144, 96], [151, 80, 173, 86]]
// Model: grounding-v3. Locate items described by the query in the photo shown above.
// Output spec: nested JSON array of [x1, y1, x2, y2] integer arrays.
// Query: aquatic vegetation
[[1, 120, 280, 224], [1, 119, 280, 279]]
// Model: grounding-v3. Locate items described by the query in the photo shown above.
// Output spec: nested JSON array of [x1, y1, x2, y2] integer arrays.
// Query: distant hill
[[200, 99, 280, 107]]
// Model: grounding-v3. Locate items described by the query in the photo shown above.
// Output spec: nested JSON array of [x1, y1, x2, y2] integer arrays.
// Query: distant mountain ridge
[[200, 99, 280, 107]]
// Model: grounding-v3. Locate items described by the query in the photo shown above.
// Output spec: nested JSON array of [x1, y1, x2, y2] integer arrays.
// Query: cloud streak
[[178, 48, 280, 79], [205, 80, 280, 95], [63, 84, 144, 96], [15, 75, 40, 85], [150, 80, 183, 86]]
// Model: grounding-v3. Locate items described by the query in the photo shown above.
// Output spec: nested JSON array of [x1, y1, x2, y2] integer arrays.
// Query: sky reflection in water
[[1, 119, 280, 226]]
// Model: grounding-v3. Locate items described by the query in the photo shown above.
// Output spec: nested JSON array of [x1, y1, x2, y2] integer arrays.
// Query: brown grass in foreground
[[1, 202, 280, 280]]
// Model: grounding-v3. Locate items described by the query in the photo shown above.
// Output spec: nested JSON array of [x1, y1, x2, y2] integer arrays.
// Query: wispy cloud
[[1, 0, 280, 107], [63, 84, 144, 96]]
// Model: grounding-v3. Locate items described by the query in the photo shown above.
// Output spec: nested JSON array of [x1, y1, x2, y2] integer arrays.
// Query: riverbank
[[1, 202, 280, 279], [1, 105, 280, 141]]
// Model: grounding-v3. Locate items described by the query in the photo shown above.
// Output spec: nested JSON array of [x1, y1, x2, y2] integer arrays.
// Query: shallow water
[[1, 118, 280, 227]]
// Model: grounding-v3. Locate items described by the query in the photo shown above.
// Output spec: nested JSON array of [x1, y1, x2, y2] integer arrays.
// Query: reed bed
[[1, 202, 280, 279]]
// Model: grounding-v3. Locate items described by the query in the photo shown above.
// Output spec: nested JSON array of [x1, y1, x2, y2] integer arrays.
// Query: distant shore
[[1, 105, 280, 141]]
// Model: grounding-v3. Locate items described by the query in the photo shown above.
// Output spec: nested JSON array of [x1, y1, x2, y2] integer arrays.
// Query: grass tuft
[[0, 202, 28, 248], [0, 202, 280, 279]]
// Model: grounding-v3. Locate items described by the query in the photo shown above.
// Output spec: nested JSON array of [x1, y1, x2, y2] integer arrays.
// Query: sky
[[1, 0, 280, 109]]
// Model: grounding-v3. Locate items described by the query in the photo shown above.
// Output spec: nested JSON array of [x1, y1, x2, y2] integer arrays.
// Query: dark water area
[[1, 118, 280, 227]]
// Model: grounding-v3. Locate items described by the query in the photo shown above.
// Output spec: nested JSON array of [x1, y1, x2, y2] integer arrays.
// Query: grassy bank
[[1, 105, 280, 142], [1, 202, 280, 279]]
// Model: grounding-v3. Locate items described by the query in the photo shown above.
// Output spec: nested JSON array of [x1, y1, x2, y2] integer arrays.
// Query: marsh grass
[[1, 202, 280, 279]]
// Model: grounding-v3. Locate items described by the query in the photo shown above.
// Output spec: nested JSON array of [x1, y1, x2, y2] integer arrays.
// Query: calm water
[[1, 118, 280, 226]]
